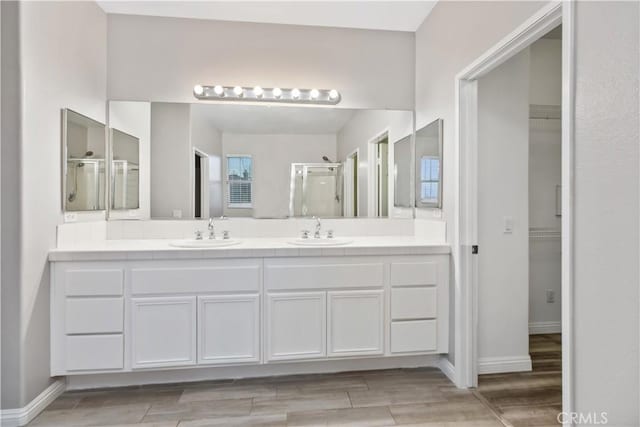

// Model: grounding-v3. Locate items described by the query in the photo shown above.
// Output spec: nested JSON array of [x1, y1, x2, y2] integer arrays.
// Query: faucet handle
[[223, 230, 230, 240], [326, 230, 334, 239], [301, 230, 310, 239], [195, 230, 203, 240]]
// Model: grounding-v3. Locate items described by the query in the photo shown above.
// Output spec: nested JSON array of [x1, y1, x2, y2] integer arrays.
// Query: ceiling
[[96, 1, 437, 32], [191, 103, 357, 134]]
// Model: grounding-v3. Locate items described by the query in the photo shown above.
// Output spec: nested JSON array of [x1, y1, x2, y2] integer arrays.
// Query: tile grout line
[[471, 389, 514, 427]]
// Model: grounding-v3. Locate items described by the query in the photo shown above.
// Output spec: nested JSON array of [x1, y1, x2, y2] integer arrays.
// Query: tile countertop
[[48, 236, 451, 261]]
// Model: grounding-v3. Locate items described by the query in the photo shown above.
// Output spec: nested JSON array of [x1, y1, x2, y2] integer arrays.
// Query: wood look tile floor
[[476, 334, 562, 427], [30, 368, 504, 427]]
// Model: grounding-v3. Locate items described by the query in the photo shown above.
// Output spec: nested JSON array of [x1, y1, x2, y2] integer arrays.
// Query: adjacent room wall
[[477, 49, 531, 368], [107, 14, 415, 110], [336, 110, 413, 217], [8, 0, 107, 408], [222, 133, 337, 218], [573, 2, 639, 424], [528, 38, 561, 332]]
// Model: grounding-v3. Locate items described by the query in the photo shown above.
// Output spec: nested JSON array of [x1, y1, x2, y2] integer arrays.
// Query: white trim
[[529, 321, 562, 335], [0, 380, 66, 427], [453, 0, 571, 404], [437, 355, 456, 384], [477, 356, 532, 375]]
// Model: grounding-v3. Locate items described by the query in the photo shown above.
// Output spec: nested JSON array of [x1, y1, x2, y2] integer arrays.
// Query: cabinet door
[[328, 290, 384, 357], [198, 295, 260, 364], [131, 296, 196, 369], [267, 292, 326, 361]]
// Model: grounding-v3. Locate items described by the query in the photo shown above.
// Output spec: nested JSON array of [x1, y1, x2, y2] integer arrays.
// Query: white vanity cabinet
[[50, 253, 449, 377]]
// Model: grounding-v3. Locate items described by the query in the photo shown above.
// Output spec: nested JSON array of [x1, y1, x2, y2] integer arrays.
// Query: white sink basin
[[288, 238, 353, 247], [169, 239, 241, 248]]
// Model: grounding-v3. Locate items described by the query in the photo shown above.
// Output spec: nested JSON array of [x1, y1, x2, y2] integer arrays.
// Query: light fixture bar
[[193, 85, 341, 105]]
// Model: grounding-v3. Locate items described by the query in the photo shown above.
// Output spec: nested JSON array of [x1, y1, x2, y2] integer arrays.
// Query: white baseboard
[[0, 379, 66, 427], [478, 356, 532, 374], [529, 321, 561, 334], [437, 355, 456, 384]]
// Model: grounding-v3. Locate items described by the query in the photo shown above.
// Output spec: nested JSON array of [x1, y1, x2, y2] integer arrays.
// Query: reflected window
[[420, 156, 440, 204], [227, 155, 253, 208]]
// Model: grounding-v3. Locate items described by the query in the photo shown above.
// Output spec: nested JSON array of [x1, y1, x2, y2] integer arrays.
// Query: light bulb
[[253, 86, 264, 97], [193, 85, 204, 96], [272, 87, 282, 98], [213, 85, 224, 96], [233, 86, 244, 97], [310, 89, 320, 99], [291, 88, 301, 99], [329, 89, 339, 100]]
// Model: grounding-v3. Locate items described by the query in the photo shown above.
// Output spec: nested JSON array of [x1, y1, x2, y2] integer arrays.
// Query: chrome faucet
[[313, 216, 322, 239], [208, 217, 216, 239], [208, 216, 228, 240]]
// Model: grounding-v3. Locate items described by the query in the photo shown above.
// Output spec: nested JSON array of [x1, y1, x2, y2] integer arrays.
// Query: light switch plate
[[503, 216, 513, 234]]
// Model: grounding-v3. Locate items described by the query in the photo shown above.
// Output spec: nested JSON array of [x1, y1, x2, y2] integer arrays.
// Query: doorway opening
[[370, 133, 389, 217], [193, 149, 208, 219], [344, 149, 359, 217]]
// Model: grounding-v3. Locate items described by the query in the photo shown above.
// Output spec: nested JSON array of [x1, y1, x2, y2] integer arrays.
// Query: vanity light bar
[[193, 85, 341, 105]]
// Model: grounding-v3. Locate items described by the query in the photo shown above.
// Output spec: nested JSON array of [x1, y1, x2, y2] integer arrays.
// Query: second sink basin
[[169, 239, 241, 248], [288, 238, 353, 247]]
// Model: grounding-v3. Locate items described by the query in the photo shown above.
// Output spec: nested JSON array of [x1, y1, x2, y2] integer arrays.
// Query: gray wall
[[150, 103, 192, 218], [1, 0, 22, 410], [107, 14, 415, 110], [2, 1, 107, 408], [573, 1, 639, 424]]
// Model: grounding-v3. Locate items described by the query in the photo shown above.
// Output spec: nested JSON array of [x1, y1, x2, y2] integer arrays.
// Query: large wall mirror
[[62, 109, 106, 212], [110, 102, 413, 219], [393, 134, 412, 209], [110, 129, 140, 210], [415, 119, 443, 209]]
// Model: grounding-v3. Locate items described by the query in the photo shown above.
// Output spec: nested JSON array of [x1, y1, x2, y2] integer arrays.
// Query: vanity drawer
[[390, 262, 437, 286], [65, 269, 123, 296], [391, 287, 437, 320], [66, 335, 123, 371], [391, 320, 437, 353], [65, 298, 123, 334], [131, 265, 260, 294]]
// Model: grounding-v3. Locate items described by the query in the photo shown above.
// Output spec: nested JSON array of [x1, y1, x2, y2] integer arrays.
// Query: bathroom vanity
[[50, 238, 449, 380]]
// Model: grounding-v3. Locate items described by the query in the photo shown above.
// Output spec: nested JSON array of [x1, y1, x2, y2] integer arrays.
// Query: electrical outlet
[[546, 290, 555, 303]]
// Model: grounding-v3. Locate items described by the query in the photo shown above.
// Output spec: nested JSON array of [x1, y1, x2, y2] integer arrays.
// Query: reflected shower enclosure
[[289, 163, 343, 217], [62, 109, 106, 211]]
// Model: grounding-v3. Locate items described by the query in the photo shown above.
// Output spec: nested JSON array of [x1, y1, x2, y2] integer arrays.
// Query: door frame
[[453, 0, 574, 416]]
